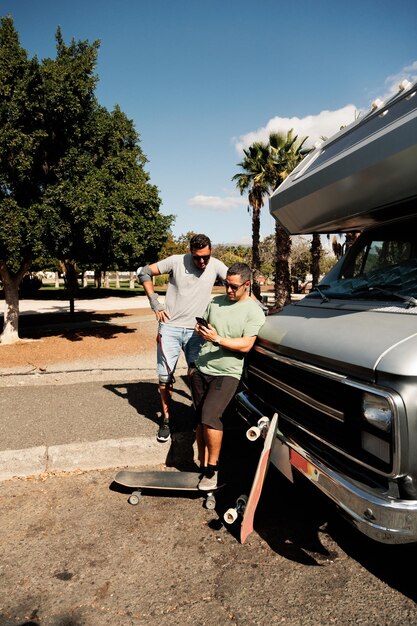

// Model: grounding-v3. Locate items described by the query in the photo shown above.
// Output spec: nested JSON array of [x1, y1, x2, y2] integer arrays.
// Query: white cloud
[[233, 61, 417, 156], [233, 105, 357, 154], [190, 63, 417, 228], [232, 235, 252, 245], [381, 61, 417, 100], [187, 194, 247, 211]]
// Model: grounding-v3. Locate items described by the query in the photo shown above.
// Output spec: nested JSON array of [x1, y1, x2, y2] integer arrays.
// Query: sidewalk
[[16, 294, 152, 314], [0, 296, 194, 481]]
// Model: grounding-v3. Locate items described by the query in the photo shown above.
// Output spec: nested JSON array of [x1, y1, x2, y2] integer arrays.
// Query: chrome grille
[[244, 345, 394, 475]]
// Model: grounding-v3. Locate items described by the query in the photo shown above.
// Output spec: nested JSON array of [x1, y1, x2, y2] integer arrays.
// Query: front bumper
[[236, 390, 417, 544]]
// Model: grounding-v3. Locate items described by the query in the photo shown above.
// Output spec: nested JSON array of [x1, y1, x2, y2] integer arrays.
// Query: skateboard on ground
[[224, 412, 278, 543], [114, 470, 223, 510]]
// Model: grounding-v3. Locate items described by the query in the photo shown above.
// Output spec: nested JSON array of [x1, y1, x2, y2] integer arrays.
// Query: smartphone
[[195, 316, 209, 328]]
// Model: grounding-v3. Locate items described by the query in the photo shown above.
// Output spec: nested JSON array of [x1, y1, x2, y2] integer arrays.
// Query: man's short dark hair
[[190, 234, 211, 251], [227, 262, 252, 283]]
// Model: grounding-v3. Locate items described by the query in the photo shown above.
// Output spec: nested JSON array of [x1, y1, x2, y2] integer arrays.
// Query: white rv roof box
[[269, 81, 417, 234]]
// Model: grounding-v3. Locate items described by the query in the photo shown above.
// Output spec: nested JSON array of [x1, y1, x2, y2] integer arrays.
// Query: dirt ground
[[0, 308, 156, 369]]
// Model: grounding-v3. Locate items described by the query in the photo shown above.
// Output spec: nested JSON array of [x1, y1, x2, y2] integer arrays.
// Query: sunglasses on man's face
[[224, 280, 247, 292], [192, 254, 211, 262]]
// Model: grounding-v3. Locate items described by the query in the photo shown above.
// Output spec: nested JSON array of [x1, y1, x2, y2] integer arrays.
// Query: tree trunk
[[345, 231, 360, 252], [94, 269, 101, 288], [0, 258, 31, 344], [115, 271, 120, 288], [251, 204, 262, 301], [311, 233, 322, 287], [62, 260, 79, 315], [104, 272, 109, 288], [54, 271, 60, 288], [274, 223, 292, 307]]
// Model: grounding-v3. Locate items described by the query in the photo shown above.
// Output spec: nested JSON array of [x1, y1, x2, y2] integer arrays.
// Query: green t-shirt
[[196, 294, 265, 380]]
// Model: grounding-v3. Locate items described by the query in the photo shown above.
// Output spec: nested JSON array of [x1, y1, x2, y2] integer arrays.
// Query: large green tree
[[213, 243, 251, 269], [43, 103, 170, 306], [0, 16, 170, 342]]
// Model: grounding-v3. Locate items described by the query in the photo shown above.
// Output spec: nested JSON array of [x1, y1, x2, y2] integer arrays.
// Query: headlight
[[362, 392, 393, 432]]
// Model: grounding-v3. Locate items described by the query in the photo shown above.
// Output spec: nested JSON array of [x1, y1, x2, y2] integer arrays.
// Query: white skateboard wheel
[[205, 495, 216, 510], [258, 416, 270, 429], [224, 508, 238, 524], [128, 490, 142, 505], [247, 426, 261, 441]]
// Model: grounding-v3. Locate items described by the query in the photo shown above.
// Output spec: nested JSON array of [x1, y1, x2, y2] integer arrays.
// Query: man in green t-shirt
[[191, 262, 266, 491]]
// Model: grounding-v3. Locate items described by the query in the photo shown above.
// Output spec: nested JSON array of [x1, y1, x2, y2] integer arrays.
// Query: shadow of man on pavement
[[104, 379, 197, 471]]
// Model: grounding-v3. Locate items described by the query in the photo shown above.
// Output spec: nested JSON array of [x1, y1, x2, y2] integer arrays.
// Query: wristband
[[149, 293, 165, 312]]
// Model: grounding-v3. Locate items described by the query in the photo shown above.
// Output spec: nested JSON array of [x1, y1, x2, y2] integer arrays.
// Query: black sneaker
[[157, 421, 170, 442]]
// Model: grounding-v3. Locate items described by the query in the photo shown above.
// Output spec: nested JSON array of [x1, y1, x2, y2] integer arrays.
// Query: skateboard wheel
[[258, 416, 270, 429], [237, 494, 248, 512], [246, 426, 261, 441], [128, 490, 142, 505], [247, 417, 270, 441], [205, 495, 216, 510], [224, 507, 238, 524]]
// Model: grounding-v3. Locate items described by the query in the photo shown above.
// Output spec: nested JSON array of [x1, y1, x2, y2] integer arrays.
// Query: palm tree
[[233, 130, 309, 305], [232, 142, 273, 300], [310, 233, 322, 287], [268, 130, 309, 306]]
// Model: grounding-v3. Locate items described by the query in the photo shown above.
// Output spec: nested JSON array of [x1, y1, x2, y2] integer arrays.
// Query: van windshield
[[308, 221, 417, 301]]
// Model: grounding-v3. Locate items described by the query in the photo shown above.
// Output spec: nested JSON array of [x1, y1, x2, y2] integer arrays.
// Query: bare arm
[[194, 322, 257, 353], [139, 263, 170, 322]]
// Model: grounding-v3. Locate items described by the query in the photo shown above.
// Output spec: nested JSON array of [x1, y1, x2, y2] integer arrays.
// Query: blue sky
[[2, 0, 417, 245]]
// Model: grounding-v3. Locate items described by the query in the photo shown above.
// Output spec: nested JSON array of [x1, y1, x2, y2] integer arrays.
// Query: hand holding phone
[[195, 316, 209, 328]]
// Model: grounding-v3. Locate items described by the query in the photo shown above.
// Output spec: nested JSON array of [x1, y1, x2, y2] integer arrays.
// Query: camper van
[[236, 79, 417, 544]]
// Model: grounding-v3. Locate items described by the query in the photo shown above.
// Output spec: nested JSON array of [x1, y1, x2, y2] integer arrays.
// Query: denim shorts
[[157, 323, 203, 383]]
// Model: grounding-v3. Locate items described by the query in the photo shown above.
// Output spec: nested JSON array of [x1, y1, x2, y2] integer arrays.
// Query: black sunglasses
[[192, 254, 211, 262], [224, 280, 247, 291]]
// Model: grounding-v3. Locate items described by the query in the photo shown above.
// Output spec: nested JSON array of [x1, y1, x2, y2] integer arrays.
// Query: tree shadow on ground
[[1, 311, 136, 341]]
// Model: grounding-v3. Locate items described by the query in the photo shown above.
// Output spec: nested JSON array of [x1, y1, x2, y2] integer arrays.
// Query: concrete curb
[[0, 365, 188, 386], [0, 436, 171, 482]]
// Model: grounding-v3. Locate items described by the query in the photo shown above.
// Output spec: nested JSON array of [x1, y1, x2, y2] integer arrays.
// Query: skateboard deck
[[224, 412, 278, 543], [114, 470, 223, 510]]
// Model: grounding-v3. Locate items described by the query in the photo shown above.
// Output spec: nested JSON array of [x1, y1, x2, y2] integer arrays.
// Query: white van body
[[236, 80, 417, 544]]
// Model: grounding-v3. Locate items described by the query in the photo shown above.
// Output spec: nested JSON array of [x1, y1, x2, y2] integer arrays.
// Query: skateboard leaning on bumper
[[224, 412, 278, 543], [114, 470, 223, 510]]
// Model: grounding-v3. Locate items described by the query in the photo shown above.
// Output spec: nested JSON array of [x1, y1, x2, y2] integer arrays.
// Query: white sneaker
[[198, 471, 218, 491]]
